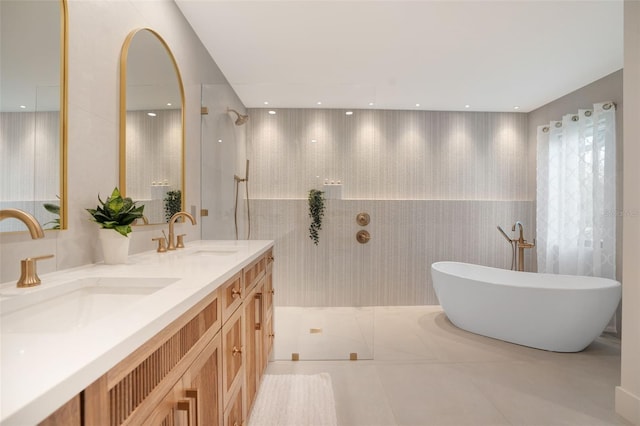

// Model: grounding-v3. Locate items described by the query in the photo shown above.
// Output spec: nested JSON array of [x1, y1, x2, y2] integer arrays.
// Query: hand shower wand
[[234, 159, 250, 240]]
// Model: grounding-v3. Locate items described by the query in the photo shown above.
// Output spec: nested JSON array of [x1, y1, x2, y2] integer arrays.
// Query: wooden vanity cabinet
[[84, 287, 223, 426], [42, 248, 274, 426]]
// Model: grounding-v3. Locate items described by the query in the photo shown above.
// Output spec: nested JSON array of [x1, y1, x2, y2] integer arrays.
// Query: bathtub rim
[[431, 261, 621, 290]]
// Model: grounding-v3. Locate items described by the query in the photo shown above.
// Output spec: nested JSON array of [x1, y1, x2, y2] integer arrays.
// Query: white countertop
[[0, 239, 273, 426]]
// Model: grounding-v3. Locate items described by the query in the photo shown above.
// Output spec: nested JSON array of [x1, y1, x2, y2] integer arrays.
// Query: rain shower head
[[227, 108, 249, 126]]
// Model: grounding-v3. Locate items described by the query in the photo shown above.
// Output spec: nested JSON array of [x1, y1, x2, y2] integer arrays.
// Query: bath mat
[[248, 373, 338, 426]]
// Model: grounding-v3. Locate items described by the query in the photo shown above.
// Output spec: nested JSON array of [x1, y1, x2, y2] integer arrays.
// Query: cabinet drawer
[[243, 252, 268, 293], [181, 332, 224, 426], [221, 272, 244, 323]]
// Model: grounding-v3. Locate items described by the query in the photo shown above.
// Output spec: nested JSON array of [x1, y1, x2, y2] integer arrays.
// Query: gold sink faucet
[[0, 208, 54, 287], [167, 211, 197, 250], [0, 208, 45, 239]]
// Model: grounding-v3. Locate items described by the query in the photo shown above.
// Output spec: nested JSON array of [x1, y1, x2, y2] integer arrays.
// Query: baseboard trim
[[616, 386, 640, 424]]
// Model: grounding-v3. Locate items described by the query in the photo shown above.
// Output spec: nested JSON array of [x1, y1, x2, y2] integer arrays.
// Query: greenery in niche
[[86, 187, 144, 237], [308, 189, 326, 245], [164, 190, 182, 222]]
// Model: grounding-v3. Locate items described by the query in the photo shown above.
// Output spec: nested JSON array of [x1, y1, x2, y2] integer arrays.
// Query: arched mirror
[[0, 0, 68, 232], [120, 28, 185, 225]]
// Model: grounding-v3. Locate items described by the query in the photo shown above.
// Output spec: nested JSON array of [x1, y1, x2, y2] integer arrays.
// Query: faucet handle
[[176, 234, 186, 249], [152, 237, 167, 253], [17, 254, 54, 288]]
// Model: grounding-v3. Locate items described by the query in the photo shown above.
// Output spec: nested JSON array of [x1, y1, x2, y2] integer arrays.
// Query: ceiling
[[175, 0, 623, 113]]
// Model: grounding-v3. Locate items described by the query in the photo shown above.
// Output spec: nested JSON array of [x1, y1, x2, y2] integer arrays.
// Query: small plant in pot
[[87, 187, 144, 263]]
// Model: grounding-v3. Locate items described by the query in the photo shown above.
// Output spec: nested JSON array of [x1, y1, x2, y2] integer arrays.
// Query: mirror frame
[[118, 28, 186, 221], [60, 0, 68, 230]]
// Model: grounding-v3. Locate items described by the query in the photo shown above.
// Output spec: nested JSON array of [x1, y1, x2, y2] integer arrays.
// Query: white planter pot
[[99, 228, 130, 264]]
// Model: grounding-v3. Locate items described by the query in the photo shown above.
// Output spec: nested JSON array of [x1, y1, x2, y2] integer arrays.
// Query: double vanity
[[0, 240, 274, 426]]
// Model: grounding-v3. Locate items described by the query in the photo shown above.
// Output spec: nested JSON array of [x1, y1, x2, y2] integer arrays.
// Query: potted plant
[[308, 189, 326, 245], [86, 187, 144, 264]]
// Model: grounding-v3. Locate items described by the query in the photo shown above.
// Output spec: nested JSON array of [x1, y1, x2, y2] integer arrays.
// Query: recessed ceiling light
[[19, 105, 26, 109], [264, 101, 269, 105], [218, 139, 223, 143], [311, 139, 317, 143], [464, 105, 471, 109], [317, 101, 322, 105], [415, 103, 421, 107], [514, 106, 520, 110], [345, 111, 353, 116], [268, 110, 276, 115], [166, 102, 172, 106], [147, 112, 157, 117], [368, 102, 374, 106]]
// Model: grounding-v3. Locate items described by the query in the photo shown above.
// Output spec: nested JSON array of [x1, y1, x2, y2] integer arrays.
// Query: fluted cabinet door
[[182, 332, 223, 426]]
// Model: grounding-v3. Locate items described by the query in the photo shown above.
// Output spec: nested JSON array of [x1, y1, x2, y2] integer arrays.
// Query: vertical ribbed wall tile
[[247, 108, 534, 307], [1, 111, 61, 231]]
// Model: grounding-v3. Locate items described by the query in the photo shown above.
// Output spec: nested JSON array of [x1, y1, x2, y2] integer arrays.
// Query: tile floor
[[274, 306, 375, 360], [266, 306, 629, 426]]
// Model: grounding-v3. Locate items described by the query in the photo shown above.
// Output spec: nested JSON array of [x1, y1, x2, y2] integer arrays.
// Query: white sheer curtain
[[536, 102, 616, 279]]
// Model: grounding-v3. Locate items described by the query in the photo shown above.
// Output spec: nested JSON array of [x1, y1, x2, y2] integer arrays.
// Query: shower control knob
[[356, 212, 370, 226], [356, 230, 371, 244]]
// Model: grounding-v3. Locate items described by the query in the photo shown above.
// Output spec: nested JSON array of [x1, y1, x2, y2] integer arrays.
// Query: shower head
[[227, 108, 249, 126]]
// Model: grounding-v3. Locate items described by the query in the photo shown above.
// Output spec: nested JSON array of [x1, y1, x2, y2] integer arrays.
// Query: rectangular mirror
[[0, 0, 68, 232]]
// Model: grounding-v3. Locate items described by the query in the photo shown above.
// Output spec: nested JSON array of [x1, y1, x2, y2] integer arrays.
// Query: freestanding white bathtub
[[431, 262, 621, 352]]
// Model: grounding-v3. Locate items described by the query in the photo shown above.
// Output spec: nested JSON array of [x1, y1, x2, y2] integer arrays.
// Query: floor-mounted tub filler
[[431, 262, 621, 352]]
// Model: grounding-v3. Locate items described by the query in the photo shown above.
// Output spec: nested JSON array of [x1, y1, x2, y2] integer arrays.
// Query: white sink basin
[[0, 277, 179, 333]]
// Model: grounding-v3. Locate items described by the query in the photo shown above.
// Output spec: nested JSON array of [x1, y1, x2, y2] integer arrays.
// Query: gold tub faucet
[[167, 211, 197, 250], [512, 221, 535, 272], [0, 208, 54, 287]]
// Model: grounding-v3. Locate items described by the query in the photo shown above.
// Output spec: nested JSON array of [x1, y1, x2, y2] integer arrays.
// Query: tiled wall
[[0, 111, 60, 231], [248, 108, 535, 306]]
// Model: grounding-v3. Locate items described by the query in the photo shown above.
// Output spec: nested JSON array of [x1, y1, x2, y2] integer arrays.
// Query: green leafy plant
[[164, 190, 182, 222], [308, 189, 326, 245], [86, 187, 144, 237], [43, 196, 60, 230]]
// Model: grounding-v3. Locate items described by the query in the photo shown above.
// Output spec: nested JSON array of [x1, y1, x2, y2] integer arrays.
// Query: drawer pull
[[176, 400, 192, 426], [231, 288, 242, 298], [185, 389, 198, 426], [256, 293, 263, 330], [267, 255, 274, 262], [232, 346, 243, 356]]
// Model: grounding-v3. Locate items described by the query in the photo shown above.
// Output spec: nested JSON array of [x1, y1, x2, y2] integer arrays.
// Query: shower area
[[200, 84, 535, 361]]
